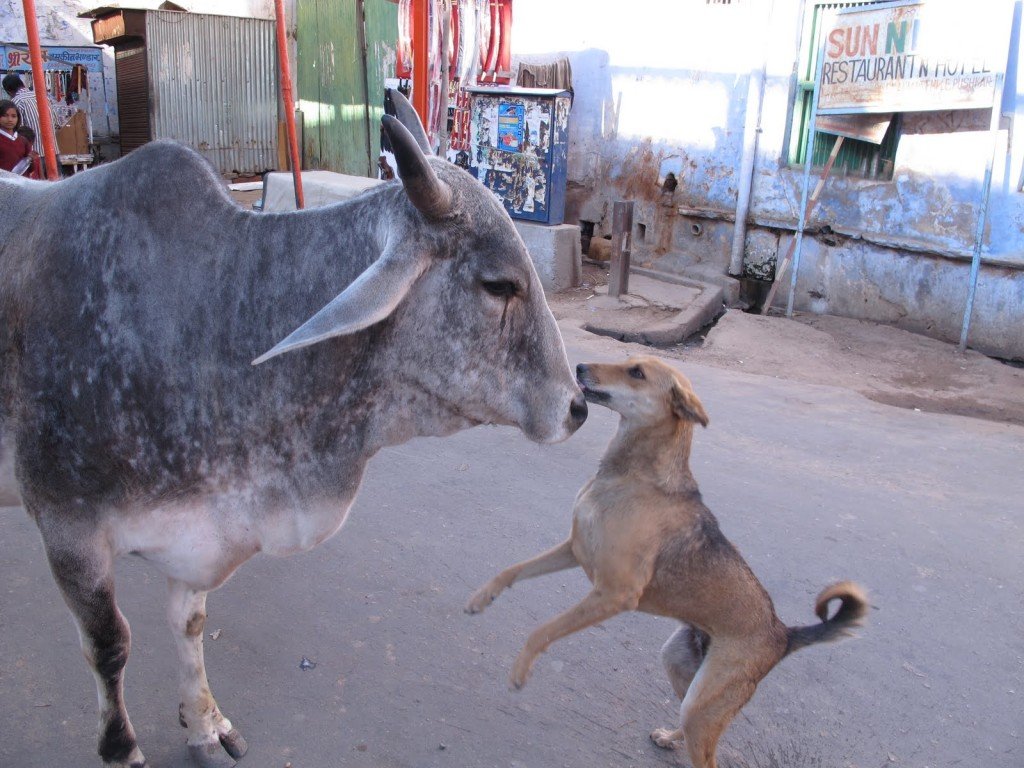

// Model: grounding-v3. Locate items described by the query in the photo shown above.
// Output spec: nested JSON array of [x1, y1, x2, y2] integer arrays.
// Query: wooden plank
[[608, 201, 635, 298], [761, 135, 844, 314], [362, 0, 398, 165], [296, 0, 322, 167], [277, 120, 288, 170], [295, 0, 397, 176], [316, 0, 363, 175]]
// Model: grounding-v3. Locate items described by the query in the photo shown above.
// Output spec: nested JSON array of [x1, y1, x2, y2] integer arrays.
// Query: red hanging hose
[[274, 0, 304, 209], [412, 0, 429, 127], [20, 0, 59, 180]]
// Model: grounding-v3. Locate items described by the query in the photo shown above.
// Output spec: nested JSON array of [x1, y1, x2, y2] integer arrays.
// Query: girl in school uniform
[[1, 99, 33, 173]]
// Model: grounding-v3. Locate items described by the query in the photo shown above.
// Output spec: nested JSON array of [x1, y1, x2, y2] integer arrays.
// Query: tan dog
[[466, 355, 867, 768]]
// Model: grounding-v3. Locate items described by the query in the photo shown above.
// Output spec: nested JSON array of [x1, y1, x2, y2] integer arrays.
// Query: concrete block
[[646, 285, 724, 344], [261, 171, 383, 212], [513, 221, 582, 292], [680, 263, 741, 306], [583, 274, 722, 345]]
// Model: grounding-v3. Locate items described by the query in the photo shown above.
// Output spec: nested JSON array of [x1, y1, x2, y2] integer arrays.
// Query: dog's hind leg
[[466, 538, 577, 614], [661, 623, 710, 699], [653, 639, 767, 768]]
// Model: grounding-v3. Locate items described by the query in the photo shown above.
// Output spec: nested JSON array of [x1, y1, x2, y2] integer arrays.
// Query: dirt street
[[2, 295, 1022, 768]]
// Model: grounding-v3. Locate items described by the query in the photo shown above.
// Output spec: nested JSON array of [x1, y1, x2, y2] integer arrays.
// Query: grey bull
[[0, 92, 587, 767]]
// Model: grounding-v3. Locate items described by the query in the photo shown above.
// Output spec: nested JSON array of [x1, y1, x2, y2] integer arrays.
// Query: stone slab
[[261, 171, 383, 212], [513, 221, 582, 293], [584, 274, 724, 345]]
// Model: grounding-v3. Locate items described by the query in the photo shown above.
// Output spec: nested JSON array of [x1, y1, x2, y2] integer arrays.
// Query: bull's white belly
[[108, 489, 357, 591]]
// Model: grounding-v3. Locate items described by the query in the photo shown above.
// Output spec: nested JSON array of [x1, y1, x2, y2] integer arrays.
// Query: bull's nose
[[569, 393, 588, 426]]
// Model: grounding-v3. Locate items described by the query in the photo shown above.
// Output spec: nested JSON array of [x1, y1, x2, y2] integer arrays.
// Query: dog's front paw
[[650, 728, 682, 749], [465, 580, 504, 614], [509, 651, 534, 690]]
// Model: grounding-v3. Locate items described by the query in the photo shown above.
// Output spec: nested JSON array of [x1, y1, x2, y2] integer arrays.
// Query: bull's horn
[[382, 114, 453, 220], [385, 88, 431, 153], [252, 250, 427, 365]]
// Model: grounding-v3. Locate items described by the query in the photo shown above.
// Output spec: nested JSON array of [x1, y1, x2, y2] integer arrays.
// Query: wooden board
[[297, 0, 397, 176]]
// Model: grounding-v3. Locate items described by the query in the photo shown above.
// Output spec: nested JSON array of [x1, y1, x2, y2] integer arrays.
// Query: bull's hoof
[[188, 739, 239, 768], [219, 729, 248, 760]]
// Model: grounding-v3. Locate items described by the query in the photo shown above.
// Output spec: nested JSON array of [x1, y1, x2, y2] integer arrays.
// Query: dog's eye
[[628, 366, 645, 380], [481, 280, 519, 299]]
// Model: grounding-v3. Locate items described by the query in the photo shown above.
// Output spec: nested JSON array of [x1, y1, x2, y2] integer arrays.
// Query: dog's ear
[[670, 384, 709, 427]]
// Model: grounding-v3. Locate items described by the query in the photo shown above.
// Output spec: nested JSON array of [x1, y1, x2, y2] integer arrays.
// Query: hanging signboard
[[817, 0, 1013, 114], [816, 113, 893, 144], [1, 44, 105, 73]]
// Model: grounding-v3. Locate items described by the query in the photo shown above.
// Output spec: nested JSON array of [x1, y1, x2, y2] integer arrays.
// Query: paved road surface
[[1, 327, 1021, 768]]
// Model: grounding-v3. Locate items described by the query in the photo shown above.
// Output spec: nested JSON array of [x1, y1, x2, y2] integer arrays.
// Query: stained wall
[[511, 0, 1024, 359]]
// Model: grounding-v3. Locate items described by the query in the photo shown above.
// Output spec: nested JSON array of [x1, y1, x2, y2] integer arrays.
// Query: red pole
[[274, 0, 304, 209], [20, 0, 59, 180], [412, 0, 429, 128]]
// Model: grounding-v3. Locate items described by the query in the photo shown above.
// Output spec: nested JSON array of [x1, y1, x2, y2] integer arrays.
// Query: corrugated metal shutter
[[145, 11, 278, 175], [115, 44, 150, 154]]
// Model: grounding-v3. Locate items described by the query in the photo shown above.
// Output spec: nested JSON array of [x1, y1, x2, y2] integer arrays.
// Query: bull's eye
[[481, 280, 519, 299], [628, 366, 645, 380]]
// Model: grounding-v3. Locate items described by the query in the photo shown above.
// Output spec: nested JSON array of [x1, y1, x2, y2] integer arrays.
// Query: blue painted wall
[[512, 0, 1024, 359]]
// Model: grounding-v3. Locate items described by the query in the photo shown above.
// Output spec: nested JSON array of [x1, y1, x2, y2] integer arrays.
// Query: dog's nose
[[576, 363, 589, 379], [569, 393, 588, 426]]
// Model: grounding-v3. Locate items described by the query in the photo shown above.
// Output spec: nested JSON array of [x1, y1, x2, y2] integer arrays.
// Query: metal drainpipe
[[728, 0, 774, 277]]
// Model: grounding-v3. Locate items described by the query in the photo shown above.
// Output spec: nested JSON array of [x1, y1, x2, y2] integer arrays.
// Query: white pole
[[786, 17, 828, 318], [958, 67, 1007, 351]]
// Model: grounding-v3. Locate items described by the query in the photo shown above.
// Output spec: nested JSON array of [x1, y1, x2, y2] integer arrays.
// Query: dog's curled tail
[[785, 581, 868, 656]]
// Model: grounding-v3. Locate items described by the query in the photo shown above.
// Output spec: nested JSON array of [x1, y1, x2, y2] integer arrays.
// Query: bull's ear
[[252, 251, 427, 365], [383, 114, 453, 219], [385, 88, 431, 153]]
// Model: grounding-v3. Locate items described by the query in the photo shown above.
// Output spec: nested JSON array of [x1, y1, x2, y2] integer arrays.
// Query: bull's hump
[[118, 141, 232, 202]]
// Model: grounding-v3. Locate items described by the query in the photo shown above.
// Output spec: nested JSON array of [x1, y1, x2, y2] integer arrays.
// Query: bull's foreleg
[[40, 523, 147, 768], [167, 579, 247, 768]]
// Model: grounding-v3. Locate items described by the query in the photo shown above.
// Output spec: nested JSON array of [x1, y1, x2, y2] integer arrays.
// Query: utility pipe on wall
[[728, 0, 774, 277], [20, 0, 59, 180]]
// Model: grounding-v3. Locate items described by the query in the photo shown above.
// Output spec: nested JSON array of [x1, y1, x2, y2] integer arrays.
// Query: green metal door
[[297, 0, 396, 176]]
